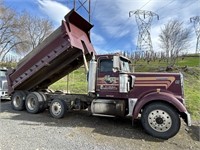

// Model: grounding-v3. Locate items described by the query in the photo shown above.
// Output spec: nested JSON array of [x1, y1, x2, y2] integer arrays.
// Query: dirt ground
[[0, 100, 199, 150]]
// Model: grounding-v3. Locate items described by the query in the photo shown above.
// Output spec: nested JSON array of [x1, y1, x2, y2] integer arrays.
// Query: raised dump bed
[[7, 9, 95, 94]]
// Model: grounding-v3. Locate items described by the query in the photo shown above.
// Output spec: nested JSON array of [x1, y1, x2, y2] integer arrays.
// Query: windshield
[[0, 70, 7, 90], [3, 81, 8, 90], [0, 70, 6, 77], [120, 58, 130, 72]]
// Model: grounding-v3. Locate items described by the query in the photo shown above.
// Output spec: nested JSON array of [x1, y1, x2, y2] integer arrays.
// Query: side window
[[100, 59, 113, 72]]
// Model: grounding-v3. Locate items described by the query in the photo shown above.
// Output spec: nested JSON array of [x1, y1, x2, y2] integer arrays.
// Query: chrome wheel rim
[[148, 109, 172, 132], [27, 98, 36, 110], [13, 96, 21, 107], [51, 102, 62, 116]]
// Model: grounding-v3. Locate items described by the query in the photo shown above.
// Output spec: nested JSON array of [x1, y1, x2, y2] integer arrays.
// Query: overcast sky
[[4, 0, 200, 54]]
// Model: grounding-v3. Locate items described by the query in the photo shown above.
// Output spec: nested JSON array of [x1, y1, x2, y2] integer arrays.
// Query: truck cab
[[0, 68, 9, 100], [88, 54, 191, 139]]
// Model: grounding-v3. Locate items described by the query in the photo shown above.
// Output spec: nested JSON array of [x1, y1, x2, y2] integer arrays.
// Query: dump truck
[[6, 9, 191, 139], [0, 68, 9, 100]]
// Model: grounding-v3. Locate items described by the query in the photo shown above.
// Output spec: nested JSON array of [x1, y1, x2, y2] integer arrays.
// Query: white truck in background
[[0, 68, 9, 100]]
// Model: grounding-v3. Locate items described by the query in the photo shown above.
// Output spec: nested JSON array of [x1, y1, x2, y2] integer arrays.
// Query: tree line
[[0, 0, 53, 62], [122, 19, 192, 67]]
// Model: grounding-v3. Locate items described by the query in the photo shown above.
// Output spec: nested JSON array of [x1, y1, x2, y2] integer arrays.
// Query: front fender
[[133, 92, 187, 119]]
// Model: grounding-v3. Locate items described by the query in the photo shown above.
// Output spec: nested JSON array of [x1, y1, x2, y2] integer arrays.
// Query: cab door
[[96, 58, 119, 98]]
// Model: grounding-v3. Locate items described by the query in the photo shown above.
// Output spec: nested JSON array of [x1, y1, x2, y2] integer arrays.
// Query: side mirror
[[113, 56, 120, 72]]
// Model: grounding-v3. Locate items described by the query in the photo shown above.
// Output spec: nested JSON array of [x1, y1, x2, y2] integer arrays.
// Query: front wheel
[[141, 102, 180, 139], [50, 99, 66, 119]]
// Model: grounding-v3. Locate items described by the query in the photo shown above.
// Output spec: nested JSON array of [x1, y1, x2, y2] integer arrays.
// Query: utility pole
[[190, 16, 200, 53], [129, 10, 159, 52], [72, 0, 91, 23]]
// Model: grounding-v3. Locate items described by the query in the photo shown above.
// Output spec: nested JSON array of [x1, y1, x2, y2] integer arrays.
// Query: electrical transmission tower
[[129, 10, 159, 52], [190, 16, 200, 53], [72, 0, 91, 22]]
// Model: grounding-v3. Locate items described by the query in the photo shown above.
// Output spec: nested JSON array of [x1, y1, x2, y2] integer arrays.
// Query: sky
[[4, 0, 200, 55]]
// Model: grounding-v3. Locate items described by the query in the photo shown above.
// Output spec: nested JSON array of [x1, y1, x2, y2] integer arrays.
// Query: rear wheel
[[11, 91, 27, 111], [141, 102, 180, 139], [39, 92, 48, 111], [50, 99, 66, 119], [25, 92, 44, 114]]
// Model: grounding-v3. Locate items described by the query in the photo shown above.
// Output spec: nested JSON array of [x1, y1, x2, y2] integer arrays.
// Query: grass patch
[[133, 55, 200, 72], [176, 56, 200, 67], [184, 72, 200, 121], [50, 67, 87, 94]]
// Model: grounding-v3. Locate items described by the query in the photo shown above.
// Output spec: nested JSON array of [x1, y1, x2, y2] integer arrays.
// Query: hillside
[[50, 55, 200, 121]]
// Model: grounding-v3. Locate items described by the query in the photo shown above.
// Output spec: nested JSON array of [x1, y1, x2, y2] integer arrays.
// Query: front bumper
[[184, 111, 192, 126], [0, 91, 10, 100]]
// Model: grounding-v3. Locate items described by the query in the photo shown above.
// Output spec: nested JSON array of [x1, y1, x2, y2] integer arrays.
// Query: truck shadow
[[1, 101, 196, 142], [188, 124, 200, 141]]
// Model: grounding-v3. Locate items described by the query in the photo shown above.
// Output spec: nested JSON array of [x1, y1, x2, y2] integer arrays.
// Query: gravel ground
[[0, 100, 199, 150]]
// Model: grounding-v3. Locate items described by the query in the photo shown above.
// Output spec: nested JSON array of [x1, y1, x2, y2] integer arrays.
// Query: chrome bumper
[[0, 91, 10, 100], [185, 111, 192, 126]]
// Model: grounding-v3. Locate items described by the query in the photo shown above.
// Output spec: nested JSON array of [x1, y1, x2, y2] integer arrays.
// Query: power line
[[155, 0, 175, 13], [103, 17, 132, 50], [158, 0, 198, 20], [139, 0, 152, 10], [102, 1, 153, 50], [177, 0, 197, 11], [92, 0, 198, 51]]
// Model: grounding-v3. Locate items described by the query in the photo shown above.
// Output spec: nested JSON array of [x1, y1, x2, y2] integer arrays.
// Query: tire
[[38, 92, 48, 111], [50, 99, 66, 119], [11, 91, 27, 111], [25, 92, 44, 114], [141, 102, 180, 139]]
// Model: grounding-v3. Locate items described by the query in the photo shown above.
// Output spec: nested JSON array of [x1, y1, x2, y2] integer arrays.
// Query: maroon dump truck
[[6, 9, 191, 139]]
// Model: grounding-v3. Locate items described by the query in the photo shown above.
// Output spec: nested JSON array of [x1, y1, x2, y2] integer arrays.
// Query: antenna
[[129, 10, 159, 52], [190, 16, 200, 53]]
